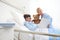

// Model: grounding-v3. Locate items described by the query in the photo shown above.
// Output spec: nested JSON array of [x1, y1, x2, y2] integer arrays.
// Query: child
[[23, 14, 38, 31]]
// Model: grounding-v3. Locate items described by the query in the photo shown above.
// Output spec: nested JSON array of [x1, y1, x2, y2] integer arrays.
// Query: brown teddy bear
[[32, 14, 41, 24]]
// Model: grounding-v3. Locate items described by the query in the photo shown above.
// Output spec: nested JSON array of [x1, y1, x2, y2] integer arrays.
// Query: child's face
[[25, 17, 31, 22]]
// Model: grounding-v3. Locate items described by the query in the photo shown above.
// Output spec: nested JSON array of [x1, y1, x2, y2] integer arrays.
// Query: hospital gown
[[41, 13, 60, 40], [24, 21, 38, 31]]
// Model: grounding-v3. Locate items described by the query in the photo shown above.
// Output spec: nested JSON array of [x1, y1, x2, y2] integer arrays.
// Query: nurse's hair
[[23, 14, 31, 19]]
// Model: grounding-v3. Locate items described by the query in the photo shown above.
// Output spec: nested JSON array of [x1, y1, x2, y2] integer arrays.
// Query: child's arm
[[24, 22, 38, 31]]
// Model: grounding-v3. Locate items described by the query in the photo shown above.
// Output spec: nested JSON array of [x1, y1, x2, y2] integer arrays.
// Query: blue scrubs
[[42, 13, 60, 40]]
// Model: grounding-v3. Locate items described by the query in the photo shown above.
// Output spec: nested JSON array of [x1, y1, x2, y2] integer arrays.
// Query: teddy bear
[[32, 14, 41, 24]]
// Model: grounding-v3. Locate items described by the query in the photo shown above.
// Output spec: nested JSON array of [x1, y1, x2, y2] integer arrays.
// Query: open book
[[38, 18, 50, 28]]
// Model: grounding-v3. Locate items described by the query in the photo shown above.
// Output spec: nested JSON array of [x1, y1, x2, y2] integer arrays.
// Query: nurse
[[36, 7, 60, 40], [36, 8, 52, 28]]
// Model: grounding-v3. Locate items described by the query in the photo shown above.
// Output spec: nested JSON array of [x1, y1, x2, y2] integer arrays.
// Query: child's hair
[[23, 14, 31, 19]]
